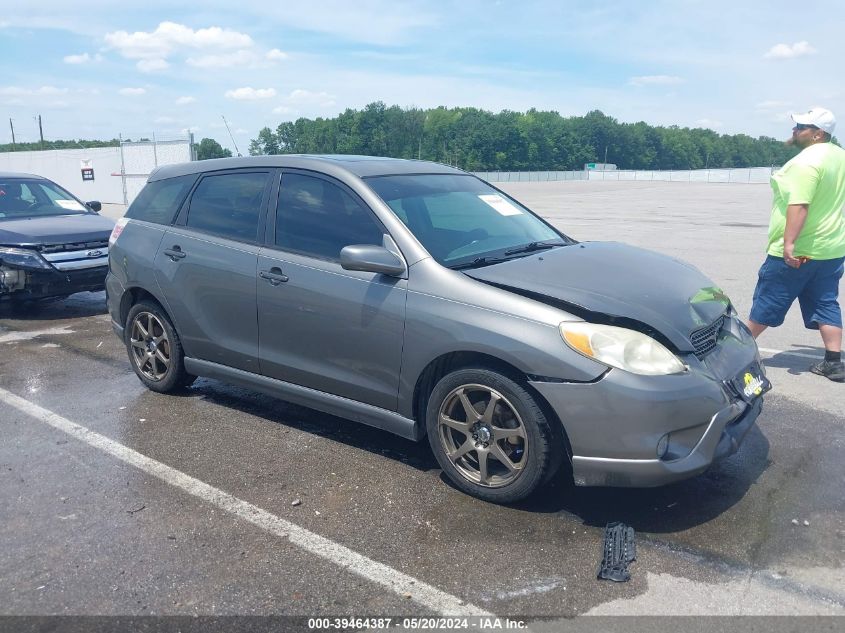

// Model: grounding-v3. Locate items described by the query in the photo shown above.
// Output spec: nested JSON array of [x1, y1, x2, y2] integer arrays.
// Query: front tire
[[125, 300, 194, 393], [426, 368, 557, 503]]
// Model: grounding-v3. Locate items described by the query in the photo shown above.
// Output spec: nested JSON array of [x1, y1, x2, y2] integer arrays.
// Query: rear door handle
[[259, 267, 289, 285], [163, 246, 186, 261]]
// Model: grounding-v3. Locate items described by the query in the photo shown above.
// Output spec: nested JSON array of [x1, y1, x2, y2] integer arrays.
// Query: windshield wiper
[[503, 241, 563, 256], [450, 256, 510, 270]]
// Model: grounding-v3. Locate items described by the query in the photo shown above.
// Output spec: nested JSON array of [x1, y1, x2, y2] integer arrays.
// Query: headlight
[[0, 246, 52, 270], [560, 321, 686, 376]]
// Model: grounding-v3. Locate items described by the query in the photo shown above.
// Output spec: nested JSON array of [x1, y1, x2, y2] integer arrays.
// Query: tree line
[[0, 137, 232, 161], [248, 103, 804, 171], [1, 105, 816, 169], [0, 139, 122, 152]]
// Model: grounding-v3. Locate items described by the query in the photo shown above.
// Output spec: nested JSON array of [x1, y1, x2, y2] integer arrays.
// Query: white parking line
[[757, 347, 820, 361], [0, 387, 492, 617]]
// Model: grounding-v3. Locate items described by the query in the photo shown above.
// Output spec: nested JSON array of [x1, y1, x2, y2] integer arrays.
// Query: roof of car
[[149, 154, 467, 182], [0, 172, 48, 180]]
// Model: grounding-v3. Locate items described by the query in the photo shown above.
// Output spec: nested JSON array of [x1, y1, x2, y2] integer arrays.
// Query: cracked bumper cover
[[529, 331, 766, 487], [567, 396, 762, 487], [0, 265, 108, 300]]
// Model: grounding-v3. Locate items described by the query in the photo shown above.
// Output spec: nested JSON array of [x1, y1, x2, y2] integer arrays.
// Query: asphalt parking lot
[[1, 181, 843, 626]]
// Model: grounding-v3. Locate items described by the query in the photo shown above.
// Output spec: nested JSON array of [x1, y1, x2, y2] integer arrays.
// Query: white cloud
[[273, 105, 294, 114], [225, 87, 277, 100], [287, 89, 336, 107], [155, 116, 176, 124], [187, 50, 257, 68], [119, 87, 146, 96], [137, 58, 170, 73], [0, 86, 68, 96], [105, 21, 254, 60], [175, 96, 196, 105], [266, 48, 288, 62], [629, 75, 684, 87], [764, 41, 817, 59], [63, 53, 91, 64]]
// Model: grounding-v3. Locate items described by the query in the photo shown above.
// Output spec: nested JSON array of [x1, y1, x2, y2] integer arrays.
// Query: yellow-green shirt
[[767, 142, 845, 259]]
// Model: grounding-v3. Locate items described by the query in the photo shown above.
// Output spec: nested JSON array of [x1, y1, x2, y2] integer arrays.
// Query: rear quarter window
[[126, 174, 196, 225]]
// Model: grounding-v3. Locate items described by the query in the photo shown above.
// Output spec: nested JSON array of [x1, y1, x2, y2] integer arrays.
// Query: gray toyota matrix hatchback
[[106, 155, 769, 503]]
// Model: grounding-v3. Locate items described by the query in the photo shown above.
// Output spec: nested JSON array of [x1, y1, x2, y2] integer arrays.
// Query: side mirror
[[86, 201, 102, 213], [340, 244, 406, 277]]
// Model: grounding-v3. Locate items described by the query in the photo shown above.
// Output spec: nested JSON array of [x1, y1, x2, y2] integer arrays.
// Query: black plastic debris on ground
[[597, 522, 636, 582]]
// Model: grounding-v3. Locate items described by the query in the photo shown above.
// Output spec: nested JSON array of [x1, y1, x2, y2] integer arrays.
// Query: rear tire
[[125, 300, 195, 393], [426, 368, 557, 503]]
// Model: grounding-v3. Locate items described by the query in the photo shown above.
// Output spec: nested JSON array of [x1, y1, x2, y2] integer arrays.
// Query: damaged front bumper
[[565, 397, 762, 487], [530, 318, 770, 487], [1, 242, 110, 301], [0, 264, 109, 300]]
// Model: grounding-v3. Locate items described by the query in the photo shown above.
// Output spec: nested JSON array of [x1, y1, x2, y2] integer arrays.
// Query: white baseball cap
[[791, 107, 836, 135]]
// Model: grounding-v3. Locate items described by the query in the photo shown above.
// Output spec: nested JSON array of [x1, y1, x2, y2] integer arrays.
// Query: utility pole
[[603, 145, 608, 169], [38, 114, 44, 150], [9, 119, 15, 150]]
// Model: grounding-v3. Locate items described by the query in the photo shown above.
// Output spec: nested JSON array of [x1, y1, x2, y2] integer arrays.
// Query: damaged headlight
[[559, 322, 686, 376], [0, 246, 52, 270]]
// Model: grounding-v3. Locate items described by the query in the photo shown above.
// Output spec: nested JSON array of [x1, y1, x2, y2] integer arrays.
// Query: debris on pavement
[[597, 522, 636, 582], [291, 499, 302, 507]]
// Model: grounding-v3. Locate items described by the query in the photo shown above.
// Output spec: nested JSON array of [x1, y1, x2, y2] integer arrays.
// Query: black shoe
[[810, 360, 845, 382]]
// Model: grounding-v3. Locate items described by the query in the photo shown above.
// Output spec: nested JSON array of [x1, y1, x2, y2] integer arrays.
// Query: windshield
[[0, 179, 89, 220], [365, 174, 574, 269]]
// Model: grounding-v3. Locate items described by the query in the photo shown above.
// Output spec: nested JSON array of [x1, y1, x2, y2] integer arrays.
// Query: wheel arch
[[120, 287, 168, 331], [411, 351, 572, 463]]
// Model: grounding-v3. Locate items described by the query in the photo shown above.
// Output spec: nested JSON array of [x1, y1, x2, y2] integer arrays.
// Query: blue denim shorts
[[750, 255, 845, 329]]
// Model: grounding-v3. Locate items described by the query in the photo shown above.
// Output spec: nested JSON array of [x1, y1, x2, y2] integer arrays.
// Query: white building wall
[[0, 139, 193, 204], [0, 147, 124, 203]]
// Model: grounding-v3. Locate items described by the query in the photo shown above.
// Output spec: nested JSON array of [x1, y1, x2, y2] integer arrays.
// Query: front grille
[[40, 240, 109, 254], [39, 240, 109, 271], [690, 315, 726, 359]]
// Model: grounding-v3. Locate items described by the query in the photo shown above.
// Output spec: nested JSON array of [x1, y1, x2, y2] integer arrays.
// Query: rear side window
[[186, 172, 269, 243], [126, 175, 195, 224], [275, 173, 384, 260]]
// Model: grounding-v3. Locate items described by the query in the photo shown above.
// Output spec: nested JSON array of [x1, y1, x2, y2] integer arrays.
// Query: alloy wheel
[[129, 311, 171, 382], [436, 383, 528, 487]]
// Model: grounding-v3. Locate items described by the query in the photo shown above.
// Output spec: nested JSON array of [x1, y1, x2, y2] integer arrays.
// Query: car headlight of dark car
[[0, 246, 53, 270], [560, 321, 687, 376]]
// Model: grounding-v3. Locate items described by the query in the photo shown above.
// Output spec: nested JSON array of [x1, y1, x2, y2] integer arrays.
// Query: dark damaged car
[[0, 173, 113, 302], [106, 156, 770, 503]]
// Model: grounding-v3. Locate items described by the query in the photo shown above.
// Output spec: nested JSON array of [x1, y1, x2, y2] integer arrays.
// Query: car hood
[[0, 214, 115, 247], [463, 242, 729, 352]]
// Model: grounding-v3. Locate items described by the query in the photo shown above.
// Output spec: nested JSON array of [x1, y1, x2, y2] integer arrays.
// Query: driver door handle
[[163, 246, 186, 261], [259, 267, 289, 285]]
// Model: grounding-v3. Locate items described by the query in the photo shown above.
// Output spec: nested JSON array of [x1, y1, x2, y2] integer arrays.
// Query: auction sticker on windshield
[[478, 194, 522, 216], [56, 199, 86, 211]]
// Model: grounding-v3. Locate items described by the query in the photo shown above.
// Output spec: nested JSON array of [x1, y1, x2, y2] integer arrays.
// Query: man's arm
[[783, 203, 809, 268]]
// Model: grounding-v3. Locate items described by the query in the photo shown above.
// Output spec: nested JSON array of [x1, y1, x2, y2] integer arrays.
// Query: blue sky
[[1, 0, 842, 154]]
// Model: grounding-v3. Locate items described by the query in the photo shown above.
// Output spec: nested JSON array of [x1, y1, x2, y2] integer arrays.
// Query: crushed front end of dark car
[[0, 173, 113, 302]]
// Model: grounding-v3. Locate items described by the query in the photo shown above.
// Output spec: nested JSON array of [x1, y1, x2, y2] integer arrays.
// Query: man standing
[[748, 107, 845, 381]]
